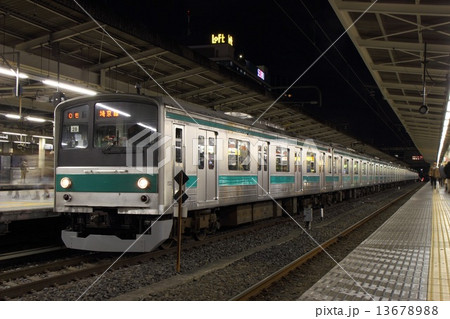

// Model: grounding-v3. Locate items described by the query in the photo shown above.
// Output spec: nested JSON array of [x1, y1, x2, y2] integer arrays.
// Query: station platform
[[299, 183, 450, 301], [0, 188, 55, 226]]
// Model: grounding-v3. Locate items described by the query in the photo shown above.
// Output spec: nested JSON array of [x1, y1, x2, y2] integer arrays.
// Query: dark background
[[86, 0, 416, 157]]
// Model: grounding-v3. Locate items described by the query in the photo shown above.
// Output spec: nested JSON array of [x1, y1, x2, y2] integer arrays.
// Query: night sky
[[87, 0, 414, 153]]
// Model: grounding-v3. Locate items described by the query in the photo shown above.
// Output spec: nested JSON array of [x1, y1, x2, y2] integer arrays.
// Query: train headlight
[[137, 177, 150, 189], [60, 177, 72, 189]]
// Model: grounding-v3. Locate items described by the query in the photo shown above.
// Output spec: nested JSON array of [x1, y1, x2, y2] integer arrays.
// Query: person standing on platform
[[444, 162, 450, 193], [20, 159, 28, 184], [428, 162, 440, 189], [439, 163, 446, 187]]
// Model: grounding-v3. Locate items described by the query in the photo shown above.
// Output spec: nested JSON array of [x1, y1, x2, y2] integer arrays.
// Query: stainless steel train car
[[54, 94, 418, 252]]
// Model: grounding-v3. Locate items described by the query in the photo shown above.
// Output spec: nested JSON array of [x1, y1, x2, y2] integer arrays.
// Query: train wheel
[[160, 238, 176, 250], [194, 230, 207, 241]]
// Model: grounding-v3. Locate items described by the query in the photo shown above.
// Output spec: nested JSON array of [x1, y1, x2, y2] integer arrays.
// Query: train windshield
[[61, 104, 89, 149], [94, 101, 158, 153]]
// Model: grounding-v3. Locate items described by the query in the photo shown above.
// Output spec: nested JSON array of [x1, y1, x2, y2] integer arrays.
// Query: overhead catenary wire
[[273, 0, 409, 146]]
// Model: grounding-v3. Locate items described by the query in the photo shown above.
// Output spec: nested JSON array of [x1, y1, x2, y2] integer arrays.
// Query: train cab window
[[354, 161, 359, 175], [94, 101, 158, 153], [61, 104, 89, 149], [208, 137, 215, 169], [343, 159, 349, 174], [306, 152, 316, 173], [198, 136, 205, 169], [276, 146, 290, 172], [228, 138, 250, 171]]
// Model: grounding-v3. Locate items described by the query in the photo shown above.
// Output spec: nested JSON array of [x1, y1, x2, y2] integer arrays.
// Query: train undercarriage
[[63, 180, 413, 251]]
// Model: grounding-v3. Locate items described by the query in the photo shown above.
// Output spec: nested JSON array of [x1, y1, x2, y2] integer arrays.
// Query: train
[[54, 93, 418, 252]]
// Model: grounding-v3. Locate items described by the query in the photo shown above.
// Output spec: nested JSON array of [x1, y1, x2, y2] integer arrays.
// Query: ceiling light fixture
[[436, 98, 450, 163], [4, 114, 21, 119], [2, 131, 27, 136], [25, 116, 46, 123], [0, 66, 28, 79], [42, 79, 97, 96], [32, 135, 54, 140]]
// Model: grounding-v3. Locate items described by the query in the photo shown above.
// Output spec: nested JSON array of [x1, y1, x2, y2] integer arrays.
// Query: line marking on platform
[[428, 190, 450, 300]]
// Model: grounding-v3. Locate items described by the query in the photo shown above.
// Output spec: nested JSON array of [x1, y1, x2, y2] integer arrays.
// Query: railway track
[[0, 183, 420, 300], [0, 246, 65, 262], [230, 184, 421, 301], [0, 218, 287, 300]]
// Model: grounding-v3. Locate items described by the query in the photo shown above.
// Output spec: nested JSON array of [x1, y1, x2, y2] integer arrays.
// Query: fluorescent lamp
[[0, 66, 28, 79], [42, 79, 97, 96], [4, 114, 21, 119], [436, 99, 450, 163], [97, 103, 131, 117], [26, 116, 46, 123], [32, 135, 54, 139], [2, 131, 27, 136]]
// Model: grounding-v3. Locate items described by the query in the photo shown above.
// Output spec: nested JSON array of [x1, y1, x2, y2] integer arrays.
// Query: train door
[[294, 147, 302, 192], [257, 141, 269, 196], [337, 156, 343, 189], [320, 152, 326, 191], [197, 129, 218, 202]]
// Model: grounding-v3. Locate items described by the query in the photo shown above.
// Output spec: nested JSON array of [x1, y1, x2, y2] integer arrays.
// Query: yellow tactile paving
[[0, 201, 51, 207], [428, 190, 450, 300]]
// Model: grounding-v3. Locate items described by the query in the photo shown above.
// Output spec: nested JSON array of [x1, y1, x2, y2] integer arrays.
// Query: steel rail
[[0, 218, 286, 300], [230, 184, 422, 301]]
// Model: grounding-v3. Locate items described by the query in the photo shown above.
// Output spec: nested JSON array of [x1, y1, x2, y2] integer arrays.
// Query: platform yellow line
[[428, 191, 450, 300]]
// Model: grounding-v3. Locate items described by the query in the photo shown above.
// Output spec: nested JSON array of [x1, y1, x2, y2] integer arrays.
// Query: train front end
[[54, 94, 172, 252]]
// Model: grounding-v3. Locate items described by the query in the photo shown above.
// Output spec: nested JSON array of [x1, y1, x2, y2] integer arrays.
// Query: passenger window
[[258, 146, 262, 171], [208, 137, 215, 169], [263, 146, 268, 171], [343, 159, 349, 174], [354, 161, 359, 175], [306, 152, 316, 173], [276, 146, 290, 172], [198, 136, 205, 169], [228, 138, 250, 171], [327, 155, 332, 174]]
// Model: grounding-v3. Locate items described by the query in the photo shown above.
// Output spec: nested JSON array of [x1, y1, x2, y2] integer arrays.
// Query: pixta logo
[[126, 128, 172, 173]]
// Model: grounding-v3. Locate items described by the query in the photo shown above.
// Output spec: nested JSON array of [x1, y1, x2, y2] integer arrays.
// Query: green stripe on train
[[219, 175, 258, 186], [303, 175, 320, 183], [270, 175, 295, 184], [55, 174, 158, 193], [186, 176, 198, 188], [326, 176, 339, 182]]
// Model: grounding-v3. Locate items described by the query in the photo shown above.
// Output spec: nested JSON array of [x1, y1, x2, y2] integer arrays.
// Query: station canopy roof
[[330, 0, 450, 164], [0, 0, 448, 166]]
